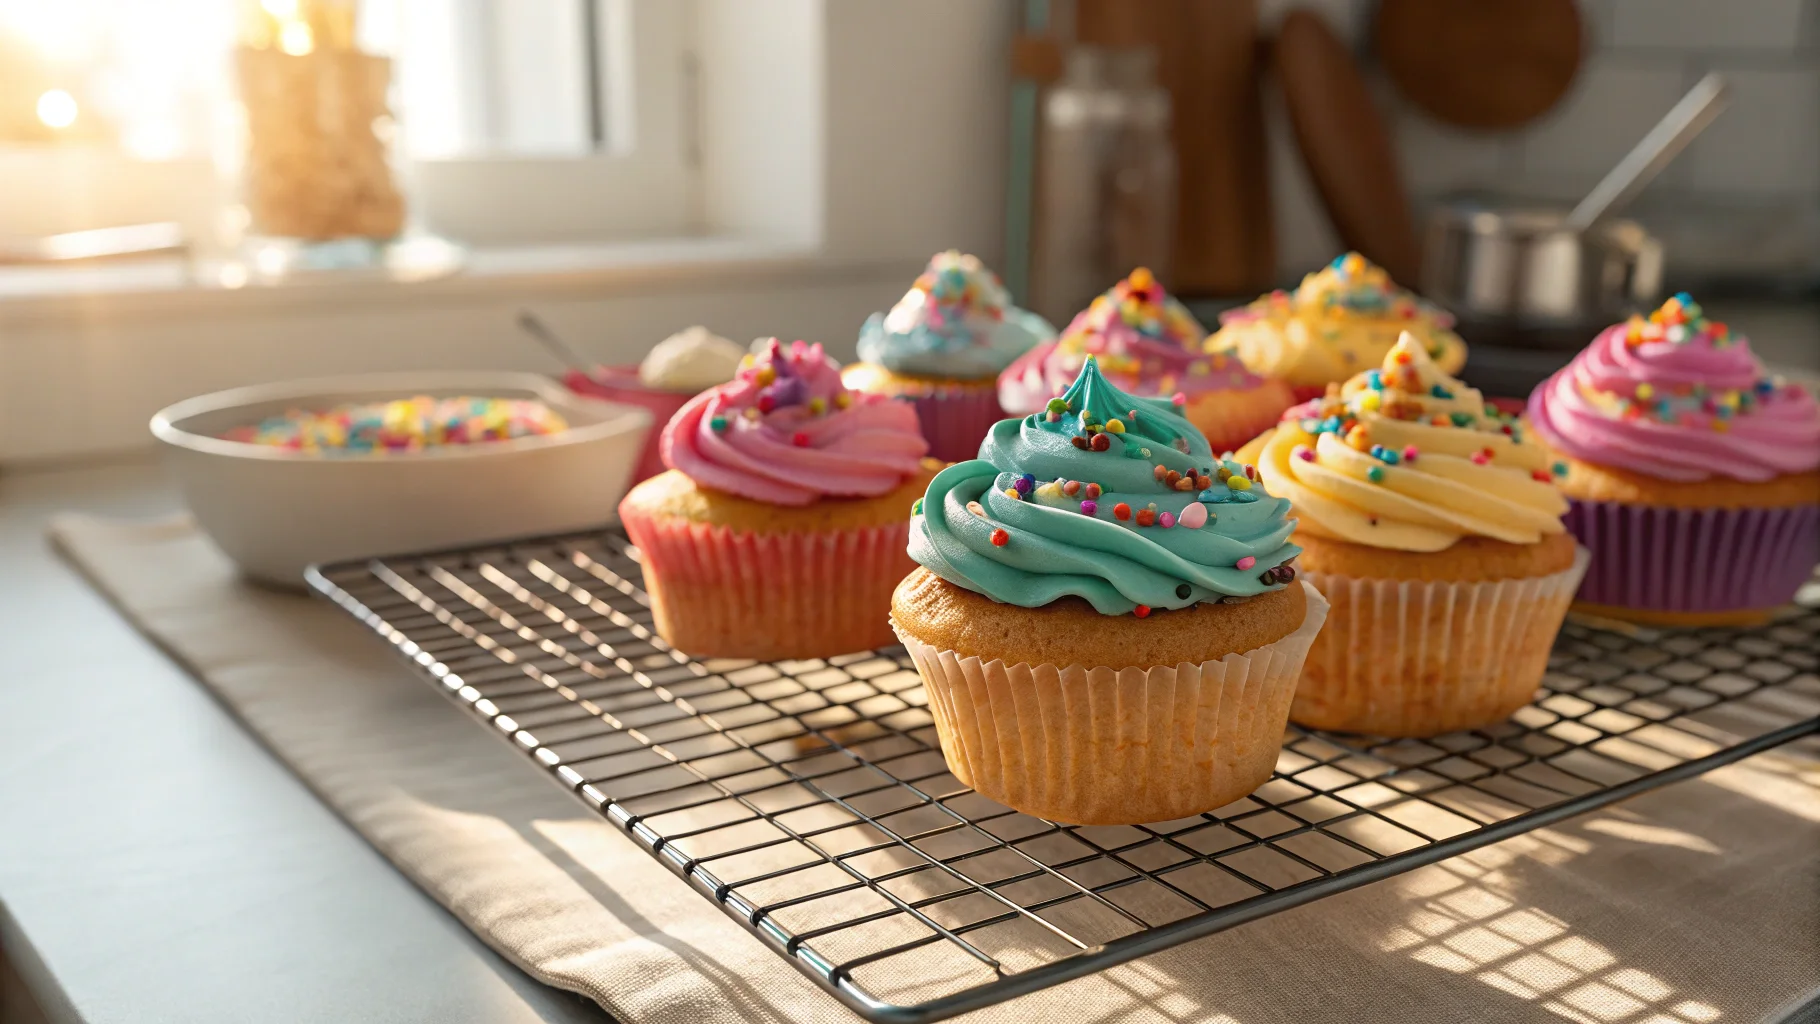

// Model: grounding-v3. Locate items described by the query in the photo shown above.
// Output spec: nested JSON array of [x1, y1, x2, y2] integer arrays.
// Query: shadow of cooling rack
[[308, 528, 1820, 1024]]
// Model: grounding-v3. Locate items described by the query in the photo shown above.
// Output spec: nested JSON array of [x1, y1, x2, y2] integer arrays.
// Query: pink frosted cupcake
[[999, 268, 1294, 453], [618, 339, 939, 659], [1528, 294, 1820, 626]]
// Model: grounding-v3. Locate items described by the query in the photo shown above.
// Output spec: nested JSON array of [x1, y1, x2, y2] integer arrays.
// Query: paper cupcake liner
[[1290, 384, 1329, 405], [1189, 395, 1295, 456], [1565, 500, 1818, 616], [1295, 547, 1589, 738], [620, 508, 915, 660], [563, 368, 692, 484], [901, 385, 1006, 463], [893, 582, 1330, 825]]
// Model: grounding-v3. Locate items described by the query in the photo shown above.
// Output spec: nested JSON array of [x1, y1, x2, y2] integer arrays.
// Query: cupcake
[[1239, 332, 1585, 738], [998, 268, 1295, 453], [566, 325, 747, 483], [1527, 294, 1820, 626], [618, 339, 939, 660], [892, 356, 1328, 825], [1211, 252, 1467, 403], [842, 251, 1055, 462]]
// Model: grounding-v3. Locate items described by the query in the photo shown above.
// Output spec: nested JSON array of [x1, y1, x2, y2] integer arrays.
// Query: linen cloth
[[49, 513, 1820, 1024]]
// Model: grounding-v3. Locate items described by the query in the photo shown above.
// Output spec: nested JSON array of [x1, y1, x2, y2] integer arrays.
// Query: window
[[373, 0, 700, 244], [0, 0, 698, 250]]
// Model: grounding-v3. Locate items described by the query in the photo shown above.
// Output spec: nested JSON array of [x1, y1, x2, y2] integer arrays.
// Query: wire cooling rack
[[308, 531, 1820, 1023]]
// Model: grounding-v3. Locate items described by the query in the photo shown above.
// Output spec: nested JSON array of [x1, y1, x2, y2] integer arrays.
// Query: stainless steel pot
[[1420, 74, 1725, 349], [1422, 200, 1663, 341]]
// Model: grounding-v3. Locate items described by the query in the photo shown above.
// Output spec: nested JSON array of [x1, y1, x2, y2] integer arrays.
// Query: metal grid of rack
[[309, 529, 1820, 1024]]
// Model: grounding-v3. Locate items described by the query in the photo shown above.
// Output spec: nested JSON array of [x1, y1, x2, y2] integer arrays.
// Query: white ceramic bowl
[[151, 371, 653, 585]]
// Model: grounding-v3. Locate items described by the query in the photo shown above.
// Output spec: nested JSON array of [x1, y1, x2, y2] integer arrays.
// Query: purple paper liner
[[1564, 499, 1820, 613], [904, 386, 1005, 463]]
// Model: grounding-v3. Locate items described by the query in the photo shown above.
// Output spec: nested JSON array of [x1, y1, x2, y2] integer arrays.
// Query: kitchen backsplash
[[1260, 0, 1820, 289]]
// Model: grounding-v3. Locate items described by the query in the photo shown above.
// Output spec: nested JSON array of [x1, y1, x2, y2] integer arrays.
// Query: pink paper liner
[[1296, 548, 1590, 738], [564, 367, 693, 484], [1565, 500, 1819, 614], [893, 582, 1329, 825], [619, 505, 915, 660]]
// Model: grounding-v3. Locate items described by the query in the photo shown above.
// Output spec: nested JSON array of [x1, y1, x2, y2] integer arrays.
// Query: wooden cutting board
[[1077, 0, 1274, 296], [1273, 8, 1422, 284], [1376, 0, 1583, 131]]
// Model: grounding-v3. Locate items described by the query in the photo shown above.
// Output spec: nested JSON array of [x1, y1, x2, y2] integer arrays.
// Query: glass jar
[[1030, 46, 1178, 325], [229, 0, 405, 256]]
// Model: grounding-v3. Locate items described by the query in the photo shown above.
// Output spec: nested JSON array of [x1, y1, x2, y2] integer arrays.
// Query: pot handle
[[1565, 73, 1728, 231]]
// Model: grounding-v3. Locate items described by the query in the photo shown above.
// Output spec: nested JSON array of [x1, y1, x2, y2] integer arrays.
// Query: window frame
[[402, 0, 701, 245]]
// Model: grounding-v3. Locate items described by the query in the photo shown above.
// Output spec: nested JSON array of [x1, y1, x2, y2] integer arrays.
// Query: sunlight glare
[[1581, 818, 1720, 853], [279, 19, 313, 55], [1604, 968, 1674, 1003], [1560, 980, 1649, 1021], [35, 89, 78, 129], [1543, 935, 1618, 973], [0, 1, 95, 61]]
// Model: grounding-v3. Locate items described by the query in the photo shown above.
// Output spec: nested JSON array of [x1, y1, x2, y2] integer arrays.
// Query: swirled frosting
[[1249, 332, 1568, 552], [910, 356, 1300, 615], [1000, 268, 1276, 409], [1210, 253, 1467, 388], [857, 251, 1055, 379], [1527, 294, 1820, 483], [661, 338, 930, 505]]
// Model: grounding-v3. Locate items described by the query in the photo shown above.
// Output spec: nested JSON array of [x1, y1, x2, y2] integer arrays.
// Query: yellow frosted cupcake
[[1238, 332, 1585, 738], [1211, 252, 1466, 402]]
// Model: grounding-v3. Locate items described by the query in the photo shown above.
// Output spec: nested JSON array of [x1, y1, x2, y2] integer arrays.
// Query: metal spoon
[[1565, 72, 1729, 231], [516, 309, 596, 377]]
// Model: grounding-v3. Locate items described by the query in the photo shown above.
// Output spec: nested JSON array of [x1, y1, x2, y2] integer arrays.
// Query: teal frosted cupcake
[[843, 251, 1055, 461], [890, 357, 1329, 824]]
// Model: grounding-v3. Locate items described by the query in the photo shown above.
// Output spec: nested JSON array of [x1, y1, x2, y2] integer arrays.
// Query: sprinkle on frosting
[[1247, 332, 1568, 551], [910, 356, 1299, 615], [1059, 267, 1206, 375], [1527, 294, 1820, 482], [1000, 268, 1275, 410], [856, 251, 1055, 379], [222, 396, 566, 453], [1209, 252, 1467, 387], [661, 338, 929, 505]]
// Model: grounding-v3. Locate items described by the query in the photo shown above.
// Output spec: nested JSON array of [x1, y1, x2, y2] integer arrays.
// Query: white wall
[[820, 1, 1014, 267], [698, 0, 823, 243]]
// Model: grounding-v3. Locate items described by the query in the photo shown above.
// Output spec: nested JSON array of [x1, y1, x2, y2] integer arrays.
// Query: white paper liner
[[892, 582, 1329, 825], [1295, 546, 1590, 738]]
